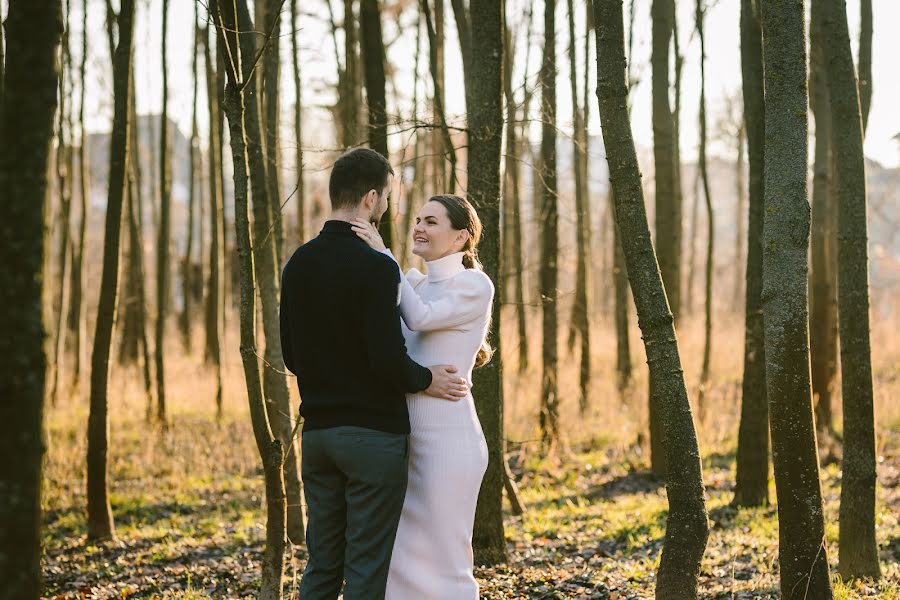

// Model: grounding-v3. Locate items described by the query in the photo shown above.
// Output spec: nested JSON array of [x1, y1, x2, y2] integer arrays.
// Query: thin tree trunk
[[468, 0, 507, 566], [761, 0, 833, 595], [88, 0, 135, 541], [50, 9, 72, 408], [809, 8, 838, 441], [733, 120, 745, 308], [732, 0, 768, 509], [0, 0, 62, 593], [685, 171, 699, 315], [202, 25, 224, 418], [211, 1, 287, 595], [432, 0, 446, 191], [68, 0, 90, 392], [420, 0, 457, 194], [341, 0, 359, 147], [858, 0, 872, 133], [291, 0, 305, 242], [593, 5, 709, 597], [502, 20, 529, 374], [695, 0, 713, 419], [566, 0, 591, 414], [611, 187, 632, 392], [359, 0, 393, 247], [180, 10, 200, 353], [261, 0, 284, 262], [819, 0, 881, 581], [155, 0, 171, 424], [539, 0, 560, 451]]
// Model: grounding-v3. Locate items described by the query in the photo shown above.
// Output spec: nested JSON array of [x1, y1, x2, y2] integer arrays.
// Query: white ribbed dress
[[382, 250, 493, 600]]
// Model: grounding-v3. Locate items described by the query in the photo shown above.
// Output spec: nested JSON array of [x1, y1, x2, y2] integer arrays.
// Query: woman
[[351, 194, 494, 599]]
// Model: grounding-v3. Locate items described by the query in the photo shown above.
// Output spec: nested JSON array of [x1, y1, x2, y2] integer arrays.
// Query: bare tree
[[539, 0, 559, 450], [732, 0, 768, 509], [761, 0, 833, 595], [291, 0, 305, 241], [0, 0, 63, 593], [155, 0, 171, 424], [593, 3, 709, 597], [87, 0, 135, 541], [421, 0, 457, 193], [695, 0, 713, 418], [210, 0, 287, 595], [819, 0, 881, 581], [180, 7, 200, 352], [202, 25, 224, 417], [566, 0, 591, 413]]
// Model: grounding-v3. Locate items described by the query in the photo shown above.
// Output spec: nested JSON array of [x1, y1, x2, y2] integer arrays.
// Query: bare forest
[[1, 0, 898, 598]]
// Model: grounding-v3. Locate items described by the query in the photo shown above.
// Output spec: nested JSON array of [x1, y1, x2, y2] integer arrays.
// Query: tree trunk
[[733, 120, 745, 308], [819, 0, 881, 581], [360, 0, 393, 248], [432, 0, 446, 191], [695, 0, 713, 420], [502, 21, 529, 374], [858, 0, 872, 133], [68, 0, 90, 392], [340, 0, 360, 148], [651, 0, 680, 323], [261, 0, 284, 262], [211, 1, 287, 596], [468, 0, 507, 566], [291, 0, 305, 242], [593, 4, 709, 597], [566, 0, 591, 414], [761, 1, 834, 595], [610, 187, 632, 392], [155, 0, 171, 424], [50, 12, 72, 408], [732, 0, 768, 509], [88, 0, 135, 542], [202, 25, 224, 418], [180, 11, 200, 353], [421, 0, 457, 194], [0, 0, 62, 593], [648, 0, 676, 478], [539, 0, 560, 451], [809, 7, 838, 440]]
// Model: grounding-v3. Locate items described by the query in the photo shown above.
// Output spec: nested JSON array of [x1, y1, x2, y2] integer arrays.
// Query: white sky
[[65, 0, 900, 168]]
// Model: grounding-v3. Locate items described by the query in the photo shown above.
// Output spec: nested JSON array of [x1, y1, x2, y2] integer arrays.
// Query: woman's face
[[411, 201, 467, 261]]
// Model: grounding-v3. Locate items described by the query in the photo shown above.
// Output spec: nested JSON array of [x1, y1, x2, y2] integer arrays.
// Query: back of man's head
[[329, 148, 394, 211]]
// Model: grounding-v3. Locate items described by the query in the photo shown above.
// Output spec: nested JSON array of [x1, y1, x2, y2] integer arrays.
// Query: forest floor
[[40, 413, 899, 599]]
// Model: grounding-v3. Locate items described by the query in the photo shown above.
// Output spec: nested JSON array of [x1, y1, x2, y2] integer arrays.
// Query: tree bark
[[610, 187, 632, 392], [211, 1, 287, 596], [155, 0, 171, 424], [0, 0, 62, 594], [566, 0, 591, 414], [88, 0, 135, 541], [202, 25, 224, 418], [593, 4, 709, 597], [761, 0, 833, 595], [260, 0, 284, 262], [468, 0, 507, 566], [340, 0, 360, 148], [732, 0, 769, 509], [695, 0, 713, 419], [809, 6, 838, 440], [539, 0, 560, 450], [733, 119, 745, 308], [360, 0, 393, 248], [819, 0, 881, 581]]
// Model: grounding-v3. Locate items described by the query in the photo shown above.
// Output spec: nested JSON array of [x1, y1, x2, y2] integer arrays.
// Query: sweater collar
[[322, 220, 356, 236], [425, 252, 466, 282]]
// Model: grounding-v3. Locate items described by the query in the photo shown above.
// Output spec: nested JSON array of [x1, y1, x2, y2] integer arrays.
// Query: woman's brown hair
[[428, 195, 493, 367]]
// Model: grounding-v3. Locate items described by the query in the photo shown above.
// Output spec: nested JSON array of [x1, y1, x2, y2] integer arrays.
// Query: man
[[280, 148, 468, 599]]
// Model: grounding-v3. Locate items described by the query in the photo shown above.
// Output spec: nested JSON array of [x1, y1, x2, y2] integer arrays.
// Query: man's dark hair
[[329, 148, 394, 210]]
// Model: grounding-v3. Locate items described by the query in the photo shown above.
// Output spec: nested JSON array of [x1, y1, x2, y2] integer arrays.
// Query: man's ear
[[362, 189, 376, 211]]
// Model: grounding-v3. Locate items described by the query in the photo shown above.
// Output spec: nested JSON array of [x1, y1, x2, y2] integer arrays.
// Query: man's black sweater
[[279, 220, 433, 434]]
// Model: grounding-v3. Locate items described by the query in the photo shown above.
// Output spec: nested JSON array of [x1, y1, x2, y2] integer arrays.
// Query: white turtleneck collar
[[425, 251, 466, 282]]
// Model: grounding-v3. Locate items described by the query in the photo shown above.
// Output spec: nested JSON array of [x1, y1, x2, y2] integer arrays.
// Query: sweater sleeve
[[279, 268, 296, 375], [380, 251, 494, 331], [362, 256, 433, 393]]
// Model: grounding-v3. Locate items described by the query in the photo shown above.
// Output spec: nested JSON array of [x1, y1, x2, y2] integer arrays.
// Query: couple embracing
[[279, 148, 495, 599]]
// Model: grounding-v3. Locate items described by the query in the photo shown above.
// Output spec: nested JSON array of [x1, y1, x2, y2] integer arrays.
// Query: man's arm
[[362, 257, 433, 393], [279, 269, 296, 375]]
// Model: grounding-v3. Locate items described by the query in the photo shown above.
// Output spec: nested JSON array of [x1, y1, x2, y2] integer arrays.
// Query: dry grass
[[40, 305, 900, 598]]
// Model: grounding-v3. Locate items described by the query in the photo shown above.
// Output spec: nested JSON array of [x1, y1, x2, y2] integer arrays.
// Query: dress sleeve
[[380, 250, 494, 332]]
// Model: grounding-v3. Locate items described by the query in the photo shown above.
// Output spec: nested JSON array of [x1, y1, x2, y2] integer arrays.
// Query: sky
[[64, 0, 900, 169]]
